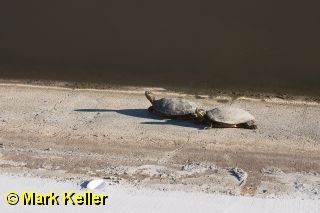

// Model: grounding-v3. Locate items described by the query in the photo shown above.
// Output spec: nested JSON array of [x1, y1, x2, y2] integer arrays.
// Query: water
[[1, 1, 319, 96]]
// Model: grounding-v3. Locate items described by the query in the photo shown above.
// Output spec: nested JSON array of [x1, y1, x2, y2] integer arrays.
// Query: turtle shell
[[153, 98, 197, 116], [206, 107, 255, 124]]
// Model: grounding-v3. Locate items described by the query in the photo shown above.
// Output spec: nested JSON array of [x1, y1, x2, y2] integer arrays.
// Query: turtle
[[145, 90, 198, 119], [195, 106, 257, 129]]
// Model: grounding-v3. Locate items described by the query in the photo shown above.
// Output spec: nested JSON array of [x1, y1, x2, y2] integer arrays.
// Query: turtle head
[[145, 90, 156, 104], [195, 108, 206, 120]]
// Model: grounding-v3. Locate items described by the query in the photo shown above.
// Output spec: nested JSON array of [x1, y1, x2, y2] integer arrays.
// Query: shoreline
[[0, 79, 319, 106]]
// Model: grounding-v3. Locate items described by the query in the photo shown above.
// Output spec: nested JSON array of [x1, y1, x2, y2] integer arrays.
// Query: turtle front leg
[[204, 122, 213, 130], [147, 106, 155, 113]]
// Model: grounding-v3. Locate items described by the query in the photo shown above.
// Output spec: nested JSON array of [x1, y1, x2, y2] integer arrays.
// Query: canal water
[[1, 1, 319, 96]]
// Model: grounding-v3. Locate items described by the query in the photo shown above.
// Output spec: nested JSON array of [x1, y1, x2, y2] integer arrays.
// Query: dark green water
[[1, 1, 320, 96]]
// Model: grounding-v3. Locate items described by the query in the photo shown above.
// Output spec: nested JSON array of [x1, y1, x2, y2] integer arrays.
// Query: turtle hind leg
[[210, 122, 229, 128], [204, 125, 212, 130], [203, 121, 213, 130]]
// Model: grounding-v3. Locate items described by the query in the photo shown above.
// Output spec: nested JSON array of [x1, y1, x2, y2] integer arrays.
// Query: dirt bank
[[0, 83, 319, 198]]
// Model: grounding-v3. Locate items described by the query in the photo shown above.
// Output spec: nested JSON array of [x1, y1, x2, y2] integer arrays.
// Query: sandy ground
[[0, 83, 319, 210]]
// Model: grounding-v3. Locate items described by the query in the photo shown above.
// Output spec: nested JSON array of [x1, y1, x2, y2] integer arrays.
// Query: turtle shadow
[[74, 108, 164, 120], [74, 108, 203, 128], [141, 120, 204, 129]]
